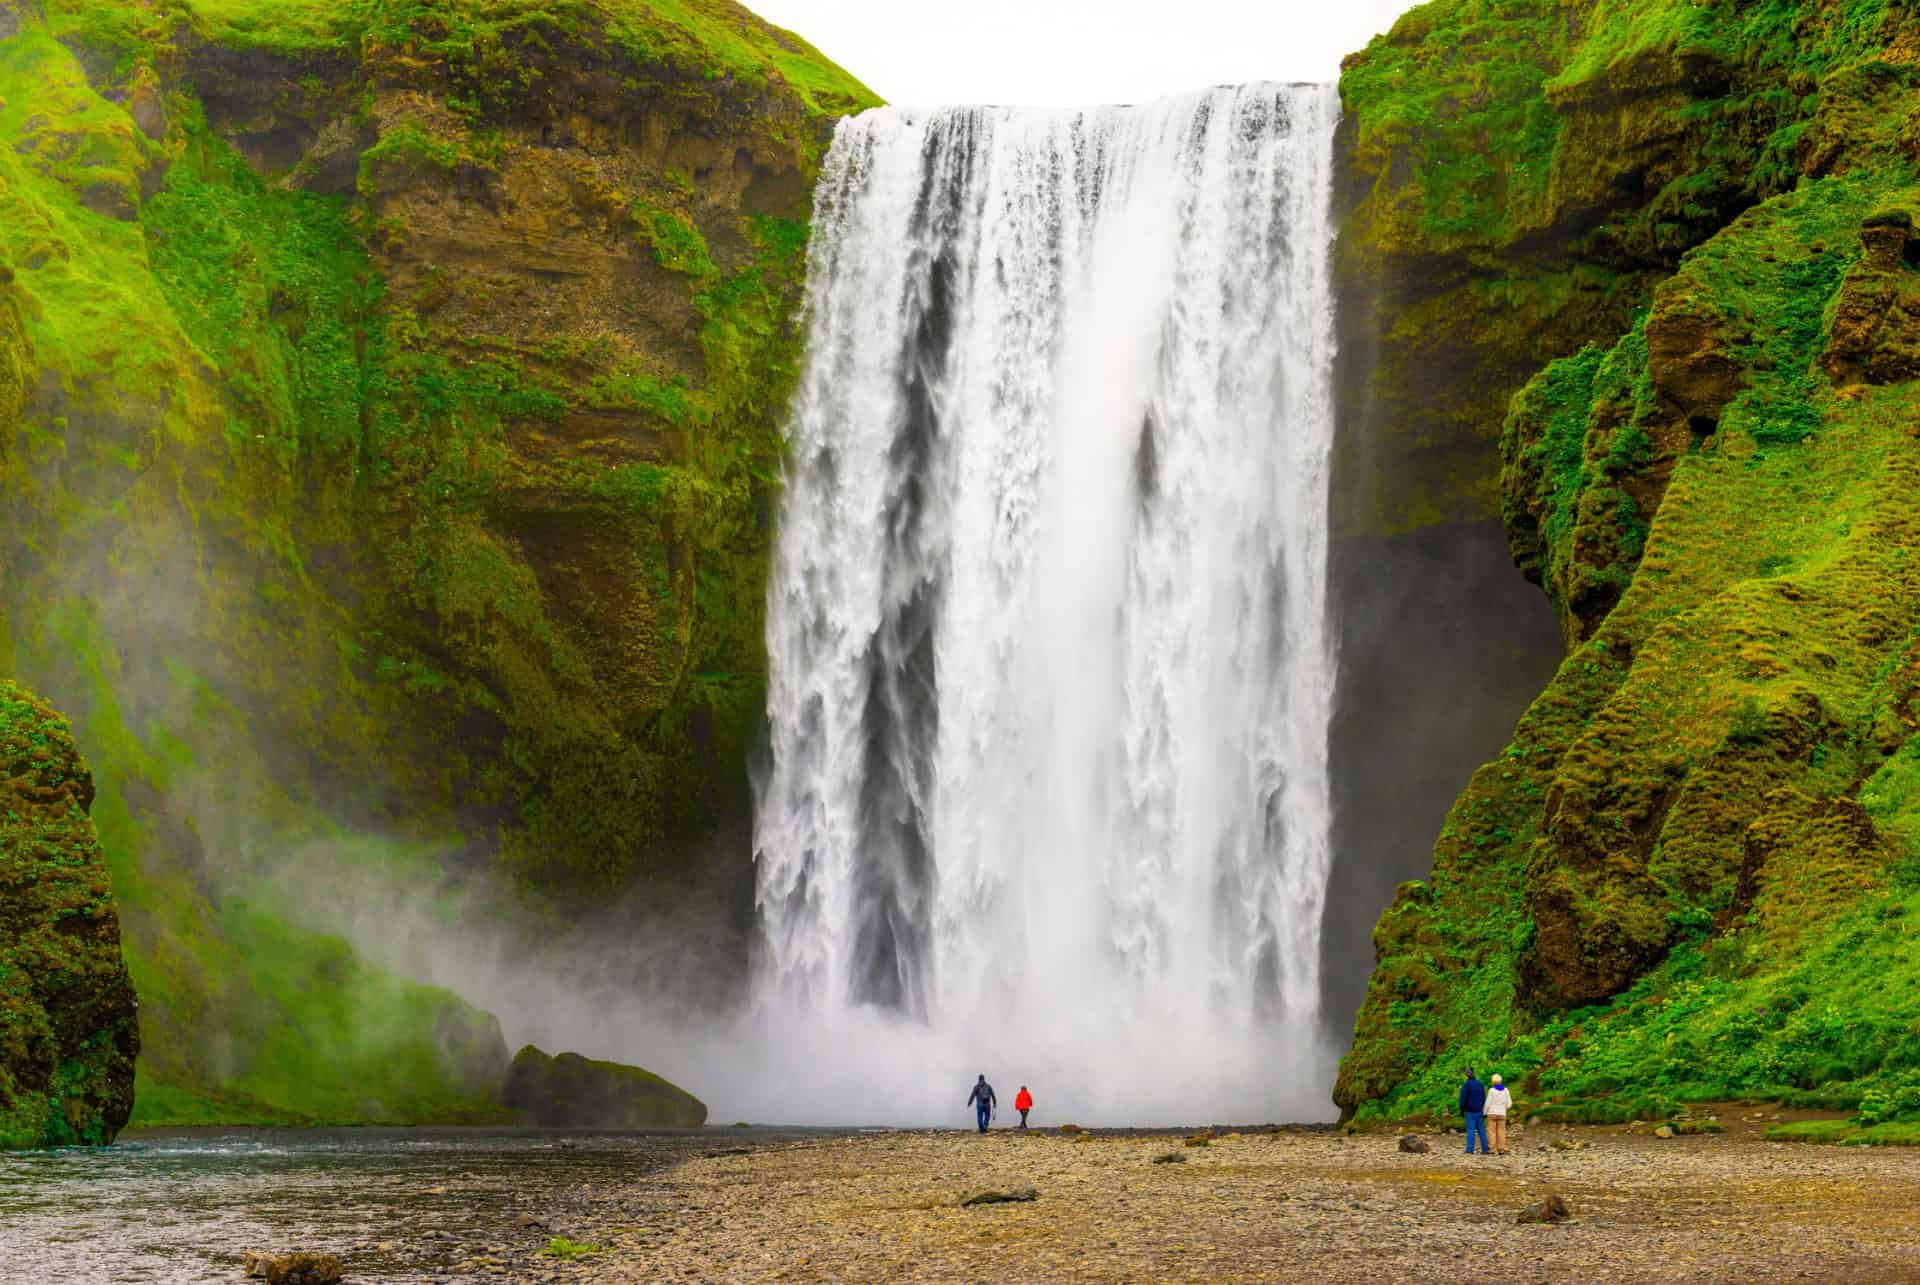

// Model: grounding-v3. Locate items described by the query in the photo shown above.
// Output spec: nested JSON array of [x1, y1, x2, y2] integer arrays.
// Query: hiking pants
[[1464, 1112, 1488, 1154], [976, 1102, 991, 1133], [1018, 1109, 1029, 1129], [1488, 1116, 1508, 1154]]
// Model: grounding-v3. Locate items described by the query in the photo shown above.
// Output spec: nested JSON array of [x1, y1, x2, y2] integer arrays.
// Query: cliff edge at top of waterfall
[[1336, 0, 1920, 1135], [0, 680, 139, 1149], [0, 0, 872, 1126]]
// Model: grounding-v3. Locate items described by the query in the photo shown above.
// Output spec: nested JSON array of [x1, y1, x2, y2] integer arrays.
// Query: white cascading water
[[752, 83, 1341, 1125]]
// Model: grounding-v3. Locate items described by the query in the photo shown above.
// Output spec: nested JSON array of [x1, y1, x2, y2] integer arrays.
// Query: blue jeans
[[976, 1102, 991, 1133], [1464, 1112, 1488, 1154]]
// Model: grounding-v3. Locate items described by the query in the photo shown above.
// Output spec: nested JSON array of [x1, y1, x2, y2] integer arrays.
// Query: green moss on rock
[[0, 680, 138, 1149]]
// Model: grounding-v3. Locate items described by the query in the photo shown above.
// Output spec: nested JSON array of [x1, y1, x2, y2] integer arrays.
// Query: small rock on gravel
[[962, 1188, 1039, 1207], [1516, 1195, 1570, 1225], [1151, 1152, 1187, 1165], [1397, 1135, 1430, 1154]]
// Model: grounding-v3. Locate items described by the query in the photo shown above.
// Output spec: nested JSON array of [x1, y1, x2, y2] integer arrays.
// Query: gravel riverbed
[[526, 1120, 1920, 1284]]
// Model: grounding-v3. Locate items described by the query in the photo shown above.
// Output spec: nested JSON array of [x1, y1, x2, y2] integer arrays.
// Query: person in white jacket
[[1485, 1073, 1514, 1155]]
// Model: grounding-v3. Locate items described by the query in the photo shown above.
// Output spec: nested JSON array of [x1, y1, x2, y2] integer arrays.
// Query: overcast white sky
[[747, 0, 1423, 108]]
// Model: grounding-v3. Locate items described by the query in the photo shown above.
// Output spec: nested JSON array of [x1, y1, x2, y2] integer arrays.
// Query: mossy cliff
[[0, 0, 873, 1124], [1323, 0, 1909, 1021], [1337, 0, 1920, 1133], [0, 681, 139, 1148]]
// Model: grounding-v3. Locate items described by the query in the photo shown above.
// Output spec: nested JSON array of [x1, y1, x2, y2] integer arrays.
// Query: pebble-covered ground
[[529, 1118, 1920, 1284]]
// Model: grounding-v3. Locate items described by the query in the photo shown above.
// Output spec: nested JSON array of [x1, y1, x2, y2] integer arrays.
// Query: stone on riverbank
[[962, 1187, 1038, 1206], [1397, 1135, 1430, 1154], [244, 1250, 345, 1283], [1516, 1195, 1570, 1225], [503, 1046, 706, 1128]]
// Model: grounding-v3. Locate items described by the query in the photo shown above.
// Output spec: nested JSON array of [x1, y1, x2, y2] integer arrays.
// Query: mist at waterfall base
[[740, 83, 1345, 1127]]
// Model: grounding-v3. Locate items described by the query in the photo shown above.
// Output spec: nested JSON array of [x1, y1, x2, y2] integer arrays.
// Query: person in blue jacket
[[1459, 1068, 1489, 1155], [966, 1074, 996, 1133]]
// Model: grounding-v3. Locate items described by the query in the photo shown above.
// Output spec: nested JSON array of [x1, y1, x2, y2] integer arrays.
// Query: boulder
[[1654, 1125, 1676, 1139], [1397, 1134, 1431, 1154], [502, 1045, 705, 1128], [1151, 1152, 1187, 1165], [0, 683, 139, 1149], [1516, 1194, 1570, 1225], [245, 1251, 345, 1283], [961, 1187, 1038, 1206]]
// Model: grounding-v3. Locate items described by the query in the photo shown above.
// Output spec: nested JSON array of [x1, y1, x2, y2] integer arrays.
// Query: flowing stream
[[752, 84, 1342, 1124]]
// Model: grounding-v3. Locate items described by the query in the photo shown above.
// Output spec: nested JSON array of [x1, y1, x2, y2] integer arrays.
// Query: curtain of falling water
[[753, 85, 1341, 1124]]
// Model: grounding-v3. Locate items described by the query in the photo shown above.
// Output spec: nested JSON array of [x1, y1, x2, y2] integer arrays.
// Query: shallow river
[[0, 1126, 811, 1283]]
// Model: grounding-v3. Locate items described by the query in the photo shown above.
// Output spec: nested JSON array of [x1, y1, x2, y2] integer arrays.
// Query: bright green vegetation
[[542, 1236, 606, 1260], [1, 0, 870, 1123], [1338, 0, 1920, 1146], [0, 681, 139, 1149]]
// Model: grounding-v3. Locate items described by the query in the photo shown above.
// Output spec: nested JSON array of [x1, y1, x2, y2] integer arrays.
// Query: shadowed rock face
[[503, 1045, 706, 1129], [0, 681, 139, 1149]]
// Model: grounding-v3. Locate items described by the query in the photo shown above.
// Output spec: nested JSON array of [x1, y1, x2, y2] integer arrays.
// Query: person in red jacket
[[1014, 1085, 1034, 1129]]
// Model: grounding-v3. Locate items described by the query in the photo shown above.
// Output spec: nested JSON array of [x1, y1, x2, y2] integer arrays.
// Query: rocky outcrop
[[1823, 209, 1920, 385], [0, 681, 139, 1148], [503, 1044, 706, 1128]]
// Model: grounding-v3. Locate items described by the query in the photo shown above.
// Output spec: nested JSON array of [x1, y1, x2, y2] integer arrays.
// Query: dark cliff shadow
[[1319, 520, 1562, 1032]]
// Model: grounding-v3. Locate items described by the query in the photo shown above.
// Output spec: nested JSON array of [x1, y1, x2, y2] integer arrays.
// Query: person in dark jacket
[[967, 1074, 996, 1133], [1459, 1068, 1489, 1155]]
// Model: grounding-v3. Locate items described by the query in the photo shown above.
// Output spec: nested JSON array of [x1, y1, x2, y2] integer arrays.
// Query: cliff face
[[0, 680, 138, 1148], [0, 0, 873, 1121], [1338, 0, 1920, 1133]]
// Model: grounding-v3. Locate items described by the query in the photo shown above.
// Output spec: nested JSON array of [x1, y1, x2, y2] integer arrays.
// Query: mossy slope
[[0, 680, 139, 1148], [1339, 0, 1920, 1137], [0, 0, 873, 1122]]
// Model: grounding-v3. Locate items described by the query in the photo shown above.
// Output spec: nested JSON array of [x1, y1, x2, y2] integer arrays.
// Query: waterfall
[[753, 84, 1341, 1124]]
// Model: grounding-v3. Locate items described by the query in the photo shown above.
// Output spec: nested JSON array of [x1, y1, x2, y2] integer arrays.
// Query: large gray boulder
[[503, 1045, 705, 1128]]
